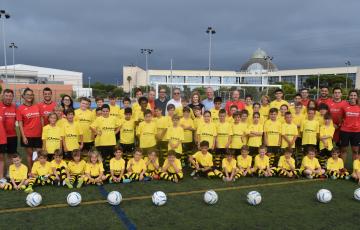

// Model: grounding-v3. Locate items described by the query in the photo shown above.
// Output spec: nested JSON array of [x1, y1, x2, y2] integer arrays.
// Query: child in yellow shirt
[[180, 107, 196, 158], [236, 145, 253, 177], [84, 151, 107, 185], [126, 148, 147, 181], [42, 112, 63, 160], [247, 112, 264, 157], [136, 110, 157, 154], [27, 150, 54, 191], [221, 151, 238, 182], [277, 148, 299, 178], [6, 154, 31, 192], [231, 111, 247, 156], [119, 107, 136, 160], [326, 148, 350, 180], [65, 149, 86, 189], [160, 150, 183, 183], [352, 155, 360, 184], [108, 146, 128, 183], [51, 150, 67, 186], [300, 147, 325, 179], [215, 109, 233, 168], [144, 150, 160, 179], [319, 113, 335, 168], [251, 145, 275, 177], [189, 141, 222, 179]]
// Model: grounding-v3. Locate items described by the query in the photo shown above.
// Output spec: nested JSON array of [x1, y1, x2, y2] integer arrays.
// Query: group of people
[[0, 85, 360, 193]]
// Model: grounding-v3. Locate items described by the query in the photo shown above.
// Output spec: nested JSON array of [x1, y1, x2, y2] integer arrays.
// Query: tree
[[304, 74, 352, 89], [267, 82, 296, 101]]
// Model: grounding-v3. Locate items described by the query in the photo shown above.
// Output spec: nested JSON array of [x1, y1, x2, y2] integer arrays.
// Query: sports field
[[0, 172, 359, 230]]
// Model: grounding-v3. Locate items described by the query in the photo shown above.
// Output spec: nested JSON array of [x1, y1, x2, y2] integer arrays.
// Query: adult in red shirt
[[328, 87, 348, 144], [0, 106, 7, 179], [0, 89, 17, 155], [225, 90, 245, 115], [38, 87, 56, 126], [17, 88, 42, 167], [300, 88, 310, 107], [340, 90, 360, 162], [316, 86, 332, 106]]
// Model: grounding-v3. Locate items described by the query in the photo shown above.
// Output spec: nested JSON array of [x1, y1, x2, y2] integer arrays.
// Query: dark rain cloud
[[2, 0, 360, 83]]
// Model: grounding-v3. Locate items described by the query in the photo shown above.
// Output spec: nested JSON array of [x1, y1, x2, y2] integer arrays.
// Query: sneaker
[[331, 175, 337, 180], [190, 170, 197, 177], [24, 186, 33, 193], [76, 178, 84, 188], [306, 175, 313, 179], [144, 176, 152, 181], [122, 178, 132, 183], [345, 175, 351, 180], [65, 179, 73, 189]]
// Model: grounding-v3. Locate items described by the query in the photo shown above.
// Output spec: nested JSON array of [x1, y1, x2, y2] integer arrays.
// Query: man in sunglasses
[[166, 88, 182, 115]]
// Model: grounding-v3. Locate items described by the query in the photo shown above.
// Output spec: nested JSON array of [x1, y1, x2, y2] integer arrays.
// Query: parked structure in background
[[0, 64, 91, 100], [122, 48, 359, 93]]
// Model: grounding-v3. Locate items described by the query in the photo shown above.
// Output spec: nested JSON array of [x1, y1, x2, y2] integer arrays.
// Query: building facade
[[122, 49, 359, 92]]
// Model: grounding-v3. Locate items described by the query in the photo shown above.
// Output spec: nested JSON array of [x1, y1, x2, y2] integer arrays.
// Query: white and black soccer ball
[[107, 191, 122, 206], [204, 190, 218, 205], [247, 191, 262, 206], [26, 192, 42, 207], [316, 189, 332, 203], [67, 192, 82, 207], [152, 191, 167, 206], [354, 188, 360, 201]]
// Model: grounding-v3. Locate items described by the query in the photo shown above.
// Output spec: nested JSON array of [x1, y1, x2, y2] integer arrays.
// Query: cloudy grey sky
[[2, 0, 360, 84]]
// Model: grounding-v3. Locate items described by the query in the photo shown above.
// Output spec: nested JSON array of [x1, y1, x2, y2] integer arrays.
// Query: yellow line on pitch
[[0, 179, 320, 214]]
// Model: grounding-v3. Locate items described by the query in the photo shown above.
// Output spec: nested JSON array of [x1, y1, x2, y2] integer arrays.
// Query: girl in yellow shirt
[[65, 150, 86, 189], [42, 112, 63, 158], [326, 148, 350, 180], [84, 151, 107, 185]]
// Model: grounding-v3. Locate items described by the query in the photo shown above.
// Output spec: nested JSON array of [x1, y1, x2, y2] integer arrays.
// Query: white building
[[0, 64, 91, 97], [122, 49, 359, 92]]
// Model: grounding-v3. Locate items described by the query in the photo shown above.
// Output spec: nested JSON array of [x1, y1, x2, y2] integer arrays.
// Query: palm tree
[[127, 76, 132, 95]]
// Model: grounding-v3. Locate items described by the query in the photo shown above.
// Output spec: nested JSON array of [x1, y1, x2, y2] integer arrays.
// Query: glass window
[[222, 77, 237, 84], [150, 75, 166, 84], [282, 76, 296, 85]]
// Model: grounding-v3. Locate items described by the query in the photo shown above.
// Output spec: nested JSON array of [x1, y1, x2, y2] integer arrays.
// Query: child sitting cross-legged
[[160, 150, 183, 183], [84, 151, 107, 185], [65, 149, 86, 189], [326, 147, 350, 180]]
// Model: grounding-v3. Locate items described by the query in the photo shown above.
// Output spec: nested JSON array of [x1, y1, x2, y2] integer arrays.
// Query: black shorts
[[97, 146, 115, 159], [21, 137, 42, 148], [82, 142, 94, 151], [339, 131, 360, 147], [320, 149, 332, 157], [0, 144, 6, 154], [120, 143, 135, 154], [6, 136, 18, 154]]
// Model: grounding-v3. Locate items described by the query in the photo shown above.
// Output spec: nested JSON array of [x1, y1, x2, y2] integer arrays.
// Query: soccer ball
[[247, 191, 262, 206], [152, 191, 167, 206], [316, 189, 332, 203], [354, 188, 360, 201], [67, 192, 82, 207], [107, 191, 122, 205], [204, 190, 218, 205], [26, 192, 42, 207]]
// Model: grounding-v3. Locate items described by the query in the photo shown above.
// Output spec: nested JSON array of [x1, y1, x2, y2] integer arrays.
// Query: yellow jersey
[[259, 105, 270, 120], [301, 119, 319, 145], [56, 118, 67, 129], [9, 164, 28, 181], [42, 125, 63, 154], [50, 159, 67, 169], [166, 126, 185, 153], [210, 108, 221, 124], [292, 113, 304, 131], [222, 158, 237, 172], [180, 117, 195, 143], [319, 125, 335, 150], [264, 120, 282, 147], [119, 119, 136, 144], [254, 154, 270, 170], [216, 121, 233, 148], [110, 157, 126, 175], [144, 156, 159, 172], [31, 161, 52, 176], [194, 116, 204, 130], [85, 162, 104, 177], [247, 123, 263, 147], [245, 105, 253, 117], [109, 104, 121, 119], [300, 156, 321, 170], [197, 122, 217, 148], [192, 151, 213, 167], [68, 160, 86, 175], [75, 109, 94, 143], [155, 116, 171, 141], [62, 121, 83, 151], [237, 155, 252, 169], [281, 123, 298, 148], [91, 116, 120, 146], [162, 159, 182, 174], [326, 158, 344, 171], [127, 158, 147, 173], [231, 122, 247, 149], [270, 100, 289, 110], [278, 155, 295, 170], [137, 121, 157, 148], [353, 159, 360, 172]]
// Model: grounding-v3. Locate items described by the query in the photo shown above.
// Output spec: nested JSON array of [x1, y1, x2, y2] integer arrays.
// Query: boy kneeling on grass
[[189, 141, 223, 179], [326, 147, 350, 180], [277, 148, 300, 178], [300, 146, 325, 179], [160, 150, 183, 183], [0, 154, 31, 192], [251, 145, 275, 177]]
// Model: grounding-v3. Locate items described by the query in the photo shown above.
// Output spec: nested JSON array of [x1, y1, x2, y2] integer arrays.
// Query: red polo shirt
[[0, 102, 17, 137], [16, 104, 42, 138], [38, 101, 56, 125], [316, 97, 332, 107], [225, 100, 245, 115], [341, 102, 360, 132], [0, 108, 7, 144]]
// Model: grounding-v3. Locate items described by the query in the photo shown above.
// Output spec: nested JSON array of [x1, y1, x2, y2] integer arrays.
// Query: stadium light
[[206, 26, 216, 84], [9, 42, 17, 95], [140, 48, 153, 85], [0, 10, 10, 89], [345, 60, 351, 89], [263, 55, 274, 72]]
